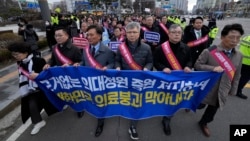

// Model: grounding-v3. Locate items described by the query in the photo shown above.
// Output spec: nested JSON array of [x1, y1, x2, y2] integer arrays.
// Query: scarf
[[18, 54, 38, 97]]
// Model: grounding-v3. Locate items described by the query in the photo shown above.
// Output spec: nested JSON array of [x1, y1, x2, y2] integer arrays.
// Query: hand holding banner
[[35, 67, 222, 119]]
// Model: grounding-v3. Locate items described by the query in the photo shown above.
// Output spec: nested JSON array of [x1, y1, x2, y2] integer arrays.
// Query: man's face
[[193, 19, 203, 30], [126, 27, 140, 43], [81, 23, 88, 32], [221, 30, 241, 49], [117, 23, 122, 28], [12, 52, 28, 61], [146, 17, 154, 27], [124, 19, 131, 26], [87, 18, 94, 25], [114, 28, 121, 37], [87, 28, 101, 45], [161, 16, 167, 23], [54, 29, 69, 44], [112, 21, 117, 26], [168, 27, 183, 43]]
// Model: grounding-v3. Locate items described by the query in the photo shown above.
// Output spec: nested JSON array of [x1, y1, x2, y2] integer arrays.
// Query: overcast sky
[[188, 0, 197, 11], [47, 0, 197, 11]]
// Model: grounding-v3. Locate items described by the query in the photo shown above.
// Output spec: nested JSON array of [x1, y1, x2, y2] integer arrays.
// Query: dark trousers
[[28, 94, 43, 124], [237, 64, 250, 94], [130, 120, 138, 127], [199, 104, 218, 125], [97, 118, 105, 126], [162, 116, 172, 125]]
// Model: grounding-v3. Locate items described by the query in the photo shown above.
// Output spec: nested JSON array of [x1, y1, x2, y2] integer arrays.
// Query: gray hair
[[169, 24, 183, 31], [125, 22, 141, 31]]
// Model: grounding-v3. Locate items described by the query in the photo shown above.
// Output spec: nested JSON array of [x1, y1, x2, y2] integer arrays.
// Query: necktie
[[197, 31, 201, 39], [224, 51, 231, 58], [91, 47, 95, 56]]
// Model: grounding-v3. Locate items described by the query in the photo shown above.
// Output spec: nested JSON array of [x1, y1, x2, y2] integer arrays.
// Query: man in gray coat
[[74, 24, 115, 137], [194, 23, 244, 137], [115, 22, 153, 140]]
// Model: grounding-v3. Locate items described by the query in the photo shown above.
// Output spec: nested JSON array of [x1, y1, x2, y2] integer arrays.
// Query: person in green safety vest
[[180, 17, 186, 30], [236, 35, 250, 99], [54, 7, 61, 14], [208, 26, 219, 46], [51, 13, 59, 26]]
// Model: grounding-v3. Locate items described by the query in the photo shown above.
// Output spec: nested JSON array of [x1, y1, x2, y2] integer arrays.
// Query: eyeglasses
[[126, 31, 139, 34], [169, 31, 182, 35], [227, 35, 241, 41], [12, 52, 21, 57]]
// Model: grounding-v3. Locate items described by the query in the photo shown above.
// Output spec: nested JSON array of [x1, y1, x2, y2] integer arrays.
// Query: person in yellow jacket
[[51, 13, 59, 26], [208, 26, 219, 46], [236, 35, 250, 99]]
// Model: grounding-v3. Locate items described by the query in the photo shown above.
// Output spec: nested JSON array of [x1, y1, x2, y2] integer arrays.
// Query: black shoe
[[95, 124, 104, 137], [128, 126, 139, 140], [162, 120, 171, 135], [77, 111, 84, 118], [236, 93, 248, 99]]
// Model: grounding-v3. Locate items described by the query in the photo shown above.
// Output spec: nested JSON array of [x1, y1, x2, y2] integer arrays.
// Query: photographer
[[18, 23, 40, 57], [18, 17, 28, 34]]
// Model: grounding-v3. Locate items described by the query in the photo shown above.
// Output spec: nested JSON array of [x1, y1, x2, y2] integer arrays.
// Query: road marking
[[6, 119, 31, 141], [6, 109, 45, 141], [0, 71, 18, 83]]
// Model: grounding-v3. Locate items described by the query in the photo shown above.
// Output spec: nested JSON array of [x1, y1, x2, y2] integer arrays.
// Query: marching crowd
[[7, 13, 250, 140]]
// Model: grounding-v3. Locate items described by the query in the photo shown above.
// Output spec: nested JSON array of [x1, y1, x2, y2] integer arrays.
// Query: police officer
[[236, 35, 250, 99], [208, 26, 219, 46]]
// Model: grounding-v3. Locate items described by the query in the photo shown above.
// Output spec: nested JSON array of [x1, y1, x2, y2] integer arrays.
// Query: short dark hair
[[7, 42, 32, 54], [86, 24, 103, 35], [54, 27, 69, 35], [161, 15, 168, 19], [114, 26, 121, 31], [194, 16, 203, 23], [87, 17, 94, 22], [221, 23, 244, 37], [117, 21, 124, 26]]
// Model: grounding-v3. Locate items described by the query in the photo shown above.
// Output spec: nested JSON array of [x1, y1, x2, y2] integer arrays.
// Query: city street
[[0, 24, 46, 37], [1, 17, 250, 141]]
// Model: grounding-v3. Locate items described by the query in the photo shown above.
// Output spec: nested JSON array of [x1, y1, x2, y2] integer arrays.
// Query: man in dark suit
[[158, 15, 172, 44], [74, 24, 115, 137], [154, 24, 192, 136], [183, 16, 210, 67], [140, 15, 160, 53], [42, 27, 84, 118]]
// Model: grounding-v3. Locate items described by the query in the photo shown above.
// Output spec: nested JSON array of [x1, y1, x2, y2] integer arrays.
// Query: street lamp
[[139, 0, 142, 14], [118, 0, 121, 20]]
